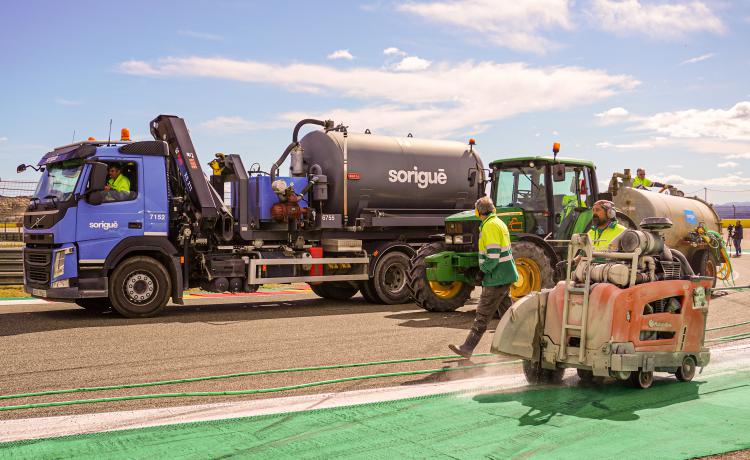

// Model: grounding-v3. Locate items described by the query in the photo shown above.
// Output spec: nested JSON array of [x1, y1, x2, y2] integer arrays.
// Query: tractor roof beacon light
[[469, 138, 476, 152], [120, 128, 131, 142], [552, 142, 560, 161]]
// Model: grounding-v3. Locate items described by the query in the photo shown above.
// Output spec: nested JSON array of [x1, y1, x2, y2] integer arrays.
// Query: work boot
[[449, 330, 482, 359]]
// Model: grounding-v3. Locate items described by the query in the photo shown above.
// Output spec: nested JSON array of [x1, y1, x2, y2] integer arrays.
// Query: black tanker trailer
[[204, 118, 486, 305]]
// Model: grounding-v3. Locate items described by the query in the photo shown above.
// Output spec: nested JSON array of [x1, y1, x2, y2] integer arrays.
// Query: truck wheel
[[691, 250, 718, 287], [407, 242, 473, 312], [628, 370, 653, 389], [359, 280, 383, 304], [510, 241, 554, 299], [309, 282, 359, 300], [372, 251, 412, 304], [676, 356, 696, 382], [109, 256, 171, 318], [75, 298, 112, 312]]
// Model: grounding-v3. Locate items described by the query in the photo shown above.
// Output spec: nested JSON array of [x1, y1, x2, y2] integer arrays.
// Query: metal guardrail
[[0, 247, 23, 285]]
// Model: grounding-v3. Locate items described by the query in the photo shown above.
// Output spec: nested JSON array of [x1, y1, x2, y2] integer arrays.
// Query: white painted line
[[3, 342, 749, 443], [0, 369, 528, 442], [0, 298, 50, 306]]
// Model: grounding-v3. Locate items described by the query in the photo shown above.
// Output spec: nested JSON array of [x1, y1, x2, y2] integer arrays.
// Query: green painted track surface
[[3, 369, 749, 459]]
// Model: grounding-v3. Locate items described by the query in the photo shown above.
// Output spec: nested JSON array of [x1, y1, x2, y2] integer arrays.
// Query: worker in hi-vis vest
[[633, 168, 669, 193], [449, 196, 518, 359], [588, 200, 626, 251]]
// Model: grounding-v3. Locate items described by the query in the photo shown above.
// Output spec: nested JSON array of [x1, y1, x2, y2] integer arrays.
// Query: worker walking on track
[[449, 196, 518, 359], [588, 200, 626, 250]]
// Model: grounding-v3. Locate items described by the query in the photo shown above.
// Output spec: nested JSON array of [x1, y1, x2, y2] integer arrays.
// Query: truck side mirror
[[85, 162, 109, 205], [552, 164, 566, 182]]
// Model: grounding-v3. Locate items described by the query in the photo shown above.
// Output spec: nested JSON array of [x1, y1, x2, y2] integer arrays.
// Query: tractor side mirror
[[552, 164, 566, 182], [16, 164, 27, 173]]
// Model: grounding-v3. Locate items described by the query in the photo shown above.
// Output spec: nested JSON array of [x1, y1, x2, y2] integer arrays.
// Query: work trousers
[[734, 238, 743, 256], [470, 284, 511, 337]]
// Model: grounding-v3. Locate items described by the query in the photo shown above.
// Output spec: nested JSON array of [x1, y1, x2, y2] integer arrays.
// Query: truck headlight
[[453, 235, 464, 244], [53, 247, 74, 278], [445, 235, 453, 244]]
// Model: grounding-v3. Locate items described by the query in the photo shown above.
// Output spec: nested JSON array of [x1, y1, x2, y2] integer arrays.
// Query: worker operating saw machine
[[491, 216, 712, 389]]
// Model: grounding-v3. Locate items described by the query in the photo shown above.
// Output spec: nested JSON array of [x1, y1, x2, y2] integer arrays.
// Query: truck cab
[[22, 139, 181, 316]]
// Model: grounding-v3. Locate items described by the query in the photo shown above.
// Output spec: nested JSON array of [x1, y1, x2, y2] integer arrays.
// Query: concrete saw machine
[[491, 217, 712, 389]]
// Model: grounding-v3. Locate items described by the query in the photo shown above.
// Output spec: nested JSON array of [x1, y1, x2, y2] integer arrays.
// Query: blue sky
[[1, 0, 749, 203]]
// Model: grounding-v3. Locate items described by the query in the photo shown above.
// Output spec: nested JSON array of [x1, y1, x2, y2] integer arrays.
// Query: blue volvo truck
[[19, 115, 485, 317]]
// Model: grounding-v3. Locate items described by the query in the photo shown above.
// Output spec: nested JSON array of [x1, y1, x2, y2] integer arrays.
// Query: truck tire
[[510, 241, 554, 300], [75, 298, 112, 312], [309, 282, 359, 300], [691, 250, 718, 287], [371, 251, 412, 304], [109, 256, 171, 318], [407, 242, 473, 312], [359, 279, 383, 304]]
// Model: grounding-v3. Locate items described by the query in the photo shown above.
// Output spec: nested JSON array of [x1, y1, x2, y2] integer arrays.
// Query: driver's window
[[553, 167, 588, 217], [101, 161, 138, 203], [515, 167, 546, 211]]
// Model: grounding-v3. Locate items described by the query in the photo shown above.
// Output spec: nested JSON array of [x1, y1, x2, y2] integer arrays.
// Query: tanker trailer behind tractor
[[19, 115, 485, 317], [407, 151, 723, 313]]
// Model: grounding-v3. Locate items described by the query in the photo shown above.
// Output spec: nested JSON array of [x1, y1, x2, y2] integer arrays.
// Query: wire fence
[[0, 179, 34, 242]]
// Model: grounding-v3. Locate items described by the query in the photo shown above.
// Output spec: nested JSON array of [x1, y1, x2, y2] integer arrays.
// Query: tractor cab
[[490, 157, 598, 241]]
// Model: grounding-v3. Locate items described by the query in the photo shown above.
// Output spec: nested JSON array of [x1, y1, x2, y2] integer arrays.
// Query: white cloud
[[55, 97, 81, 106], [659, 173, 750, 188], [383, 47, 406, 56], [596, 141, 653, 149], [727, 153, 750, 160], [327, 49, 354, 60], [588, 0, 725, 39], [119, 56, 638, 136], [667, 164, 683, 169], [637, 102, 750, 141], [200, 116, 283, 132], [595, 106, 631, 125], [178, 30, 222, 41], [718, 161, 739, 168], [398, 0, 573, 54], [681, 53, 714, 65], [392, 55, 431, 72], [0, 136, 7, 144]]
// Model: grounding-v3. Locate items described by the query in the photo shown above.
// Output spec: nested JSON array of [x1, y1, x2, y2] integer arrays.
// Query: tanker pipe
[[670, 249, 695, 277], [270, 119, 332, 182]]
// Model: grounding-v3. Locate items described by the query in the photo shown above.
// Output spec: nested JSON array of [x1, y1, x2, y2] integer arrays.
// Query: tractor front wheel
[[407, 242, 473, 312]]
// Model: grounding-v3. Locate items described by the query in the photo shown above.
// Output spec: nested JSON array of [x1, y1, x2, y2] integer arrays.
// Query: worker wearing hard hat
[[633, 168, 669, 193], [449, 196, 518, 359], [588, 200, 626, 250]]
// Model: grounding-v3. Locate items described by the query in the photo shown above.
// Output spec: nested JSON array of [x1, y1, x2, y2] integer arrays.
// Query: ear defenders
[[594, 200, 616, 219]]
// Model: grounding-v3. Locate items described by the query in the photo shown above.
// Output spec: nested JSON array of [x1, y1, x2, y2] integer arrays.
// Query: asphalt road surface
[[1, 249, 748, 423]]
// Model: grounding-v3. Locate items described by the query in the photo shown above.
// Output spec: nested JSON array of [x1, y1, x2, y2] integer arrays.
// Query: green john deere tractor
[[407, 155, 623, 312]]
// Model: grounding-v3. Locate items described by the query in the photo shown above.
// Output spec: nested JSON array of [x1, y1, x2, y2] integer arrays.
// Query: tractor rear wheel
[[510, 241, 554, 300], [407, 242, 473, 312]]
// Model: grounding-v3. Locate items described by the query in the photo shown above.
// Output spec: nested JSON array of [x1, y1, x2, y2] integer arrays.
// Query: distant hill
[[719, 201, 750, 206]]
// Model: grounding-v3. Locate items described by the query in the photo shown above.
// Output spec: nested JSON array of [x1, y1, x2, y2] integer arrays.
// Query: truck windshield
[[33, 160, 84, 202]]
